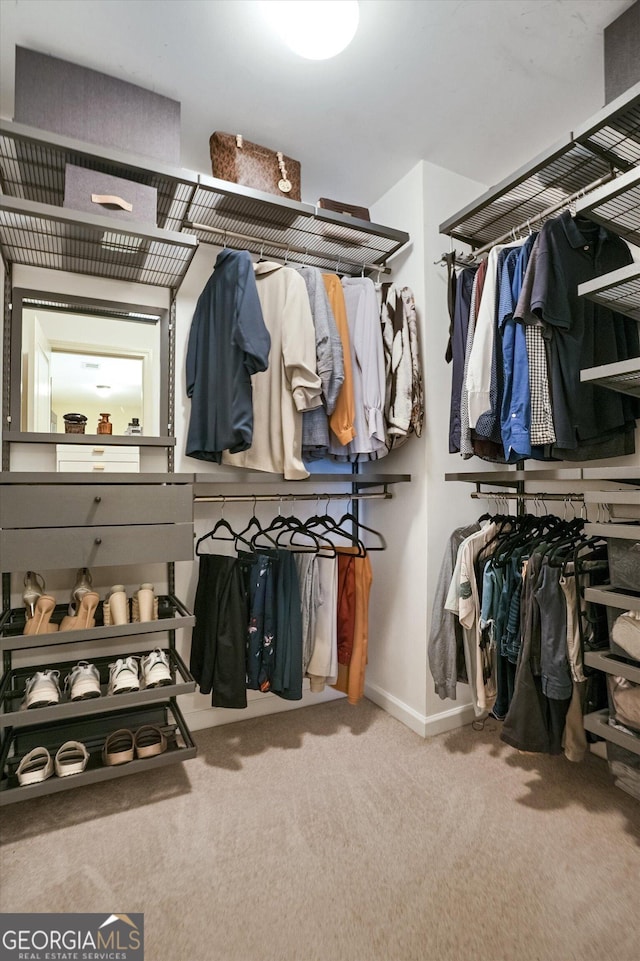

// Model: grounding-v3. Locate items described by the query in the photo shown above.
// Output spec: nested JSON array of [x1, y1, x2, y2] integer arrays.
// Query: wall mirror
[[10, 289, 169, 441]]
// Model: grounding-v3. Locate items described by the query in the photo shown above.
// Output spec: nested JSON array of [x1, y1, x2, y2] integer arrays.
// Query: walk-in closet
[[0, 3, 638, 961]]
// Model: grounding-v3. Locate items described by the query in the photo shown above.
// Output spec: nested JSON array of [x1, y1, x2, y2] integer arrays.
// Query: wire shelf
[[187, 175, 409, 273], [439, 83, 640, 249], [0, 196, 198, 289], [0, 119, 198, 232], [575, 166, 640, 248], [578, 261, 640, 323], [580, 356, 640, 398]]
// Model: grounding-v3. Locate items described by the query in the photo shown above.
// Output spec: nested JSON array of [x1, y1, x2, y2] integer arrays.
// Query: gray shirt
[[428, 523, 480, 701], [297, 266, 345, 459]]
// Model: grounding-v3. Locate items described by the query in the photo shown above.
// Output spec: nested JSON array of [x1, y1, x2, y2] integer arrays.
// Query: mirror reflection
[[20, 303, 161, 436]]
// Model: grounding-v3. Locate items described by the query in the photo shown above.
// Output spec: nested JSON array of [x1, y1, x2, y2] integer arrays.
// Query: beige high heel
[[132, 584, 157, 623], [23, 595, 59, 636], [23, 571, 45, 619], [59, 591, 100, 632]]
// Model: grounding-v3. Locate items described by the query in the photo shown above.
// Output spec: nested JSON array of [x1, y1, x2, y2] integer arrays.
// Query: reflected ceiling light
[[261, 1, 360, 60], [95, 384, 112, 398]]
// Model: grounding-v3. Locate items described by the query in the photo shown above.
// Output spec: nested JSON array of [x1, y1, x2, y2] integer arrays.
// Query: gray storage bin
[[607, 536, 640, 591], [606, 741, 640, 800], [64, 164, 157, 226], [15, 47, 181, 164]]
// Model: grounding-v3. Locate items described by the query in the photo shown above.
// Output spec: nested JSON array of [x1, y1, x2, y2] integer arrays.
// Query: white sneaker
[[141, 649, 172, 689], [64, 661, 101, 701], [23, 670, 61, 709], [107, 657, 140, 695]]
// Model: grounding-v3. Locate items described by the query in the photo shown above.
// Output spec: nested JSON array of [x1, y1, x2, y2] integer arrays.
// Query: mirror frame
[[9, 288, 170, 444]]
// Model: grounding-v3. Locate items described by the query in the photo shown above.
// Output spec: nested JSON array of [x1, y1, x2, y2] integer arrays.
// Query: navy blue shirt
[[449, 267, 476, 453], [186, 249, 271, 462], [531, 212, 640, 448]]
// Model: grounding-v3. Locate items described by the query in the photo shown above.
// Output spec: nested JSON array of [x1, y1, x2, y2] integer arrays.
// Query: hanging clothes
[[306, 555, 339, 693], [453, 213, 640, 464], [378, 283, 424, 450], [447, 268, 477, 454], [331, 276, 386, 461], [332, 548, 373, 705], [297, 266, 345, 461], [223, 262, 323, 479], [190, 553, 249, 709], [323, 273, 357, 447], [185, 248, 271, 462]]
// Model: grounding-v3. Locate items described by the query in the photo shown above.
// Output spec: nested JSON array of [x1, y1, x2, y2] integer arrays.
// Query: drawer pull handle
[[94, 496, 102, 503], [92, 448, 105, 455], [95, 537, 102, 545], [92, 465, 106, 471]]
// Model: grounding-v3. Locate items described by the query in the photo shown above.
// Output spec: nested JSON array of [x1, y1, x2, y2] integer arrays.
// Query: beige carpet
[[1, 698, 639, 961]]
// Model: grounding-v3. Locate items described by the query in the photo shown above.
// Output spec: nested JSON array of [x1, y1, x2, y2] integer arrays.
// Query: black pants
[[190, 554, 248, 709]]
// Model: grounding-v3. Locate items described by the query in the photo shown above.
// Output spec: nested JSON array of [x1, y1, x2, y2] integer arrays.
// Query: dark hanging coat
[[186, 248, 271, 462]]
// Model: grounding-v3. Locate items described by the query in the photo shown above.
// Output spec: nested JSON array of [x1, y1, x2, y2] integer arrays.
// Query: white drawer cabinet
[[56, 444, 140, 473]]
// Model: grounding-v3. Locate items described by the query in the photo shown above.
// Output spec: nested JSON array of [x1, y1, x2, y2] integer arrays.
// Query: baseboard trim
[[364, 681, 476, 738]]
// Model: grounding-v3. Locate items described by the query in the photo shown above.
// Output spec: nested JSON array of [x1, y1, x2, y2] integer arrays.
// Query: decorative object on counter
[[317, 197, 370, 220], [210, 131, 301, 201], [22, 669, 62, 709], [97, 412, 113, 434], [63, 412, 87, 434], [125, 417, 142, 435]]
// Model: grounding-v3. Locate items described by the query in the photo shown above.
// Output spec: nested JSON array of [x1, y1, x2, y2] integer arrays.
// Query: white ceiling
[[0, 0, 635, 206]]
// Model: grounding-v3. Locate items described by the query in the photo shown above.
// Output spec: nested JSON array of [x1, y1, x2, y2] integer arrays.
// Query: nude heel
[[103, 586, 129, 626], [132, 584, 157, 623], [23, 595, 59, 635], [23, 571, 45, 619], [59, 591, 100, 632]]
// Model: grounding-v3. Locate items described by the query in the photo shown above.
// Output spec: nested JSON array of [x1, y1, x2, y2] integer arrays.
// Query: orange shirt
[[323, 273, 356, 446]]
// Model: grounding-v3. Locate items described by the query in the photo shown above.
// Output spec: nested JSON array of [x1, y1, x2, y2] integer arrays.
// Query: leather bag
[[210, 132, 301, 202], [318, 198, 370, 221]]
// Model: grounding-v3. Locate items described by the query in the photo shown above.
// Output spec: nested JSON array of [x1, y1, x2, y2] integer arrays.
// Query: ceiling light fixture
[[261, 0, 360, 60]]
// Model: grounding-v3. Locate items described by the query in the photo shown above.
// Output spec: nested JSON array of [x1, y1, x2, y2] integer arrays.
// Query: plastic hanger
[[195, 501, 252, 554]]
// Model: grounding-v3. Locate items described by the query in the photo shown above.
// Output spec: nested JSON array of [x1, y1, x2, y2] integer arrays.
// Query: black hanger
[[195, 502, 253, 555]]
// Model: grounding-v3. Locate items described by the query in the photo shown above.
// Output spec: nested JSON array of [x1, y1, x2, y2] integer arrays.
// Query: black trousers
[[190, 554, 248, 709]]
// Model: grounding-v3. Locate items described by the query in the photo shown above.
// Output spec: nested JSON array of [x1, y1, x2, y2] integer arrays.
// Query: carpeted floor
[[1, 698, 639, 961]]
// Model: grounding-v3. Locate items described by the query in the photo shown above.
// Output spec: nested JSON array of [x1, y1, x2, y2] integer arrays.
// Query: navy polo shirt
[[530, 211, 640, 449]]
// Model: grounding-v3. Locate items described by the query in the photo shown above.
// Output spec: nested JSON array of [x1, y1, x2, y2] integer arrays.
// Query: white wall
[[363, 159, 493, 737]]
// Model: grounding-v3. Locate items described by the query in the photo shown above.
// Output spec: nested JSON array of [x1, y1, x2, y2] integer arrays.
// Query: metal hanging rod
[[436, 170, 616, 268], [184, 220, 391, 274], [470, 491, 585, 503], [194, 490, 392, 505]]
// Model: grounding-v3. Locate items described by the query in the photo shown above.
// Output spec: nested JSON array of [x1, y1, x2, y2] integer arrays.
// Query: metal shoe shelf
[[0, 118, 410, 278], [0, 645, 196, 729], [0, 594, 194, 653], [0, 700, 196, 805]]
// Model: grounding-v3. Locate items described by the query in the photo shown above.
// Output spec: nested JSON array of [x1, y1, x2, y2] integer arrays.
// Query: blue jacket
[[186, 249, 271, 461]]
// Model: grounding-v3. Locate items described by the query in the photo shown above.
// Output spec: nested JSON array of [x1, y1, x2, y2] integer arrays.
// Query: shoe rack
[[0, 472, 197, 804]]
